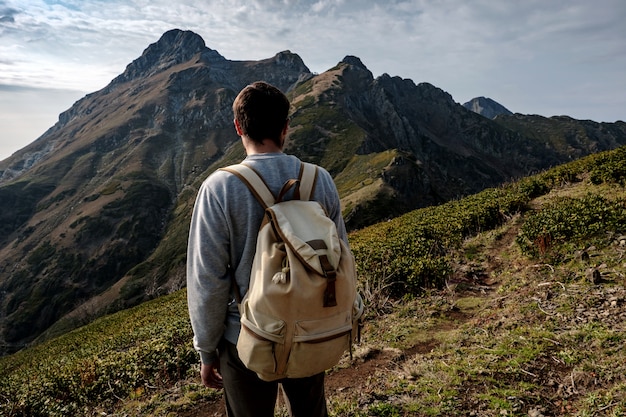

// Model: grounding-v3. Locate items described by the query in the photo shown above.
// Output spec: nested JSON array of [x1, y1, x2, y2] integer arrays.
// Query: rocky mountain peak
[[112, 29, 216, 84], [463, 96, 513, 119], [341, 55, 368, 70], [272, 50, 308, 70], [331, 55, 373, 90]]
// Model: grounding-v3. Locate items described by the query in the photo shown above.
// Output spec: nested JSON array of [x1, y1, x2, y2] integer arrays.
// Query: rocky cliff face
[[1, 29, 625, 353]]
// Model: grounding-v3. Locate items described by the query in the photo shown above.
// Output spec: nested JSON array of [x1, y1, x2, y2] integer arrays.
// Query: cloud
[[0, 2, 19, 22], [0, 13, 15, 22]]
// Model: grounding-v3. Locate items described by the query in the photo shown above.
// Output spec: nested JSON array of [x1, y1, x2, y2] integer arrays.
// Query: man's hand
[[201, 361, 223, 389]]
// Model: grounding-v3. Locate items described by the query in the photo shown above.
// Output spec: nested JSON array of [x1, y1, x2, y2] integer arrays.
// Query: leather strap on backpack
[[307, 239, 338, 307]]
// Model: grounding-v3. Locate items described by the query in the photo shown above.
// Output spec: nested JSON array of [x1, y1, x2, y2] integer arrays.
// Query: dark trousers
[[218, 340, 329, 417]]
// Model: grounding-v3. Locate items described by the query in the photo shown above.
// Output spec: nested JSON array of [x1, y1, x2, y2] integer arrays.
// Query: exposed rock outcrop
[[463, 96, 513, 119]]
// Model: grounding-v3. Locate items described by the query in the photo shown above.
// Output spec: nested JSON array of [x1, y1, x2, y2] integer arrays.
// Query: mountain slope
[[1, 29, 625, 352]]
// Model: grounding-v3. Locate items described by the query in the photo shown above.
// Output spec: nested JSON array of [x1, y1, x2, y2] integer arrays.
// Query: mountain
[[463, 96, 513, 119], [1, 29, 625, 354]]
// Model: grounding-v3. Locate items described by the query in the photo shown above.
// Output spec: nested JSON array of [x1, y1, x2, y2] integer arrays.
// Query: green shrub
[[350, 182, 536, 299], [589, 146, 626, 185], [0, 291, 196, 417], [516, 193, 626, 257]]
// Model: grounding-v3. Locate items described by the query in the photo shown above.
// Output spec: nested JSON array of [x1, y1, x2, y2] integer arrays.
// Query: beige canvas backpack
[[221, 161, 364, 381]]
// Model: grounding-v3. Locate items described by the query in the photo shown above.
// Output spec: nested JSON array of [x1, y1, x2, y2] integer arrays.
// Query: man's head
[[233, 81, 290, 148]]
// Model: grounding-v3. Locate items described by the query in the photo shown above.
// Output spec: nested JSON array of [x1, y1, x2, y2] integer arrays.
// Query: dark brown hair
[[233, 81, 290, 146]]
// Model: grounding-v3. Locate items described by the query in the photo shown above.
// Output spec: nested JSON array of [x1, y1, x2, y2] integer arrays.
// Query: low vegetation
[[1, 146, 625, 416]]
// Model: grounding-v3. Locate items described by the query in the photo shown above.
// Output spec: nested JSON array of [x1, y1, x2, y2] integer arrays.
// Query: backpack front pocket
[[287, 313, 352, 378], [237, 305, 286, 381]]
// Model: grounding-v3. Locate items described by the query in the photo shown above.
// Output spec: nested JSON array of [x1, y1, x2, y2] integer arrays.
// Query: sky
[[1, 0, 625, 161]]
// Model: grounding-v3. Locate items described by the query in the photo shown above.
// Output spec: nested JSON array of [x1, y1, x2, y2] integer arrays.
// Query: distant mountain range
[[1, 29, 625, 354]]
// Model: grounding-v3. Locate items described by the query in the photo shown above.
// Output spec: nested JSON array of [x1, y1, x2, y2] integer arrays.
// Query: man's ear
[[278, 120, 289, 148], [234, 119, 244, 136], [281, 119, 289, 136]]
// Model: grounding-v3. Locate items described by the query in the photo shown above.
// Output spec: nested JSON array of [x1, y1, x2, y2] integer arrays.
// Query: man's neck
[[243, 137, 283, 155]]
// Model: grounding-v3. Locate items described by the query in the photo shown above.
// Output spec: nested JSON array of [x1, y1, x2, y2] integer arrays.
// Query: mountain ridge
[[1, 29, 625, 353]]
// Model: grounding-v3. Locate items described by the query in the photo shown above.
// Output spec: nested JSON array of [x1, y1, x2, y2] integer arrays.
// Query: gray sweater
[[187, 153, 348, 364]]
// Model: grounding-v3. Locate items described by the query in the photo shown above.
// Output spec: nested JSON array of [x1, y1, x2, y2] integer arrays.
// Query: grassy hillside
[[1, 146, 625, 416]]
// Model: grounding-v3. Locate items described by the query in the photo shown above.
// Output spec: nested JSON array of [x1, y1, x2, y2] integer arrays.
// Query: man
[[187, 81, 349, 417]]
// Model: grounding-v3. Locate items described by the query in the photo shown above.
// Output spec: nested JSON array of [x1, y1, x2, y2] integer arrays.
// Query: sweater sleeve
[[186, 177, 232, 364]]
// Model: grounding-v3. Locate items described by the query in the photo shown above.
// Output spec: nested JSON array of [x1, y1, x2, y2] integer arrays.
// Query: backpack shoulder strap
[[220, 164, 275, 209], [298, 162, 318, 201]]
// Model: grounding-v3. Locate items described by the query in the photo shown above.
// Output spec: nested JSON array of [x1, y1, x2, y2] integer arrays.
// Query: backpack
[[221, 161, 364, 381]]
